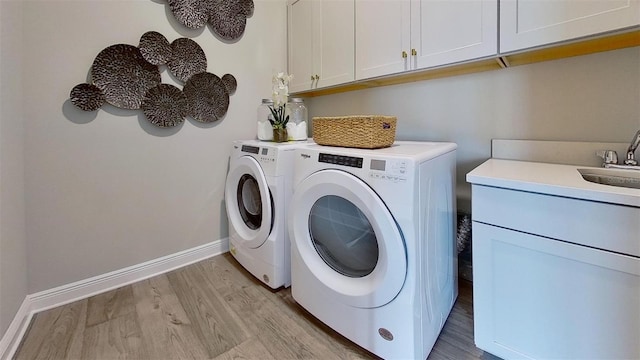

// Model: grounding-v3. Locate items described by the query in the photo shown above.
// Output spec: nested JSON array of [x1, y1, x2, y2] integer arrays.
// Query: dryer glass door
[[225, 156, 273, 249], [309, 195, 378, 278], [290, 169, 407, 308]]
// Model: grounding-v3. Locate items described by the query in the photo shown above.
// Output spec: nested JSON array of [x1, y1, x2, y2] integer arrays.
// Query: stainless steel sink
[[578, 168, 640, 190]]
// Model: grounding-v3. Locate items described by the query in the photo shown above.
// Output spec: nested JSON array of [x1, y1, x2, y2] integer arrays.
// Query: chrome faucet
[[596, 149, 618, 166], [596, 129, 640, 170], [624, 129, 640, 166]]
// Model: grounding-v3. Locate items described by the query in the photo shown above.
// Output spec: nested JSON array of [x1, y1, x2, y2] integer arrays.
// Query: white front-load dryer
[[225, 139, 308, 289], [289, 141, 458, 359]]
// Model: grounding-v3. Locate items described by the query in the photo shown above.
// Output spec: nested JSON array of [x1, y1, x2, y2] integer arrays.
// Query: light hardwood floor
[[14, 253, 498, 359]]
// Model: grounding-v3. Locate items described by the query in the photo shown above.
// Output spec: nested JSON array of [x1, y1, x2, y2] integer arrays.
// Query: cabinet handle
[[402, 51, 407, 59], [311, 75, 315, 81], [411, 48, 417, 56], [314, 74, 319, 80]]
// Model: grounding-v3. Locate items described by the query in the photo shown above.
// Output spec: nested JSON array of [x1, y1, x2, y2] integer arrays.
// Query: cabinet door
[[288, 0, 315, 93], [315, 0, 355, 88], [355, 0, 411, 80], [473, 222, 640, 359], [410, 0, 497, 69], [500, 0, 640, 53]]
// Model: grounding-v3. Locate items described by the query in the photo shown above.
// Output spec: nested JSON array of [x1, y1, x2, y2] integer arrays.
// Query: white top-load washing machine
[[225, 139, 308, 289], [288, 141, 458, 359]]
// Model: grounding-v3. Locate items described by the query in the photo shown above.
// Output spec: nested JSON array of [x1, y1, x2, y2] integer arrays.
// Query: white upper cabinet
[[355, 0, 411, 80], [316, 0, 355, 88], [355, 0, 497, 80], [410, 0, 497, 70], [288, 0, 314, 92], [500, 0, 640, 53], [288, 0, 355, 93]]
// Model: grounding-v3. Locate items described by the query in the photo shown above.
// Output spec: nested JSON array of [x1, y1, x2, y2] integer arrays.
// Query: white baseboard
[[29, 238, 230, 313], [0, 298, 33, 360], [0, 238, 229, 360]]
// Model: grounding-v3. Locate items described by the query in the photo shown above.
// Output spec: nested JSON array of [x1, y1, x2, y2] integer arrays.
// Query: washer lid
[[225, 155, 272, 249], [289, 169, 407, 308]]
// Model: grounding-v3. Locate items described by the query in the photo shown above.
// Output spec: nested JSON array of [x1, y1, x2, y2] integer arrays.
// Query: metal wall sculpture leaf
[[208, 0, 254, 41], [183, 72, 229, 123], [142, 84, 189, 127], [221, 74, 237, 94], [91, 44, 161, 110], [167, 0, 210, 29], [164, 0, 254, 41], [139, 31, 173, 66], [70, 83, 105, 111], [166, 38, 207, 83]]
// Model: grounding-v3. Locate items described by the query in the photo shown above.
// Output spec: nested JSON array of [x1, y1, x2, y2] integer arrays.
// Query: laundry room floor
[[14, 253, 500, 360]]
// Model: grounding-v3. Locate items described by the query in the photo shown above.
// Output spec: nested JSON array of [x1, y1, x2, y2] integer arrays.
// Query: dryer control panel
[[319, 153, 363, 168], [317, 152, 409, 183], [369, 159, 408, 183]]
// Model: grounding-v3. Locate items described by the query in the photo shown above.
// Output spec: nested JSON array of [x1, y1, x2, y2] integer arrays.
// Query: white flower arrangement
[[269, 72, 294, 130]]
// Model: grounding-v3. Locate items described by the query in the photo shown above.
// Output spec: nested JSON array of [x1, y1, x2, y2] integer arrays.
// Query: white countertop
[[466, 159, 640, 207]]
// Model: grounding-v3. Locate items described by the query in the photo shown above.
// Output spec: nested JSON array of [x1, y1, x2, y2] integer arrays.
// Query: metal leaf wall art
[[70, 31, 237, 128], [91, 44, 162, 110], [165, 0, 254, 41]]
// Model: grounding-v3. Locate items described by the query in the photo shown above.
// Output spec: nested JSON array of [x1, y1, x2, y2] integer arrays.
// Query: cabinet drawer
[[471, 184, 640, 257]]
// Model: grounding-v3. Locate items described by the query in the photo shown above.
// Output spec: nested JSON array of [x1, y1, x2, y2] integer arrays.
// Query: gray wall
[[0, 0, 287, 339], [306, 47, 640, 211], [0, 1, 27, 337]]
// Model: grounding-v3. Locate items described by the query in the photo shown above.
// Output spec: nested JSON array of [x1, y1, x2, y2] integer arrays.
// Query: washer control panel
[[242, 145, 275, 163], [241, 145, 259, 154]]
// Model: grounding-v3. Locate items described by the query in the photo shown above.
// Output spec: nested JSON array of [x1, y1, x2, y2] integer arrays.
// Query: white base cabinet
[[471, 184, 640, 360]]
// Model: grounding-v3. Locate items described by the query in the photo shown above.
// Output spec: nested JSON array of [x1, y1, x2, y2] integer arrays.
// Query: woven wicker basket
[[312, 115, 397, 149]]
